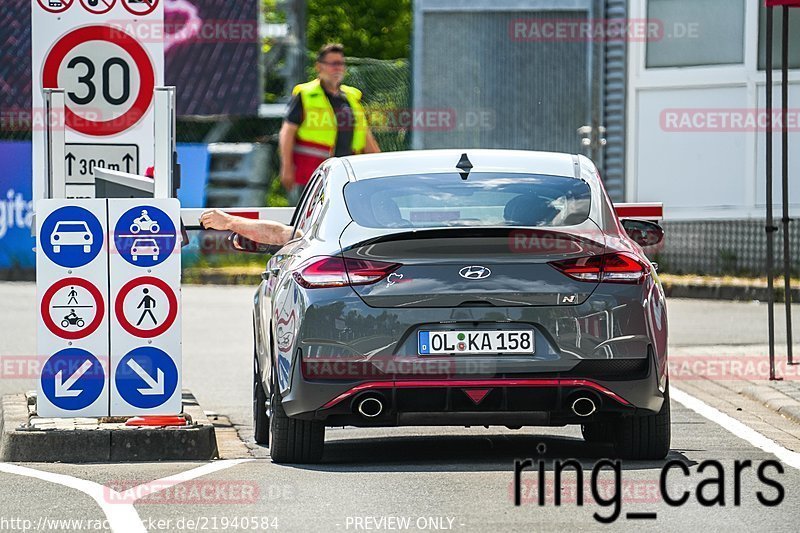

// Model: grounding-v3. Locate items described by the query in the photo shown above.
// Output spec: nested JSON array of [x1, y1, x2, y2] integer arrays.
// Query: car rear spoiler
[[614, 203, 663, 221], [181, 204, 664, 230]]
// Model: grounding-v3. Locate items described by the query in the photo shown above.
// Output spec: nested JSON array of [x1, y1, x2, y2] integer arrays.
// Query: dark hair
[[317, 43, 344, 62]]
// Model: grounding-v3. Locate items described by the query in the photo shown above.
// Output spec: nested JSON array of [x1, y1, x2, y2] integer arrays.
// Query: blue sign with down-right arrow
[[115, 347, 178, 409]]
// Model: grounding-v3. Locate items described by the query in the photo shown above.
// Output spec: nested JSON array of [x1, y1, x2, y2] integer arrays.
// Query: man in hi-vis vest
[[279, 43, 381, 203]]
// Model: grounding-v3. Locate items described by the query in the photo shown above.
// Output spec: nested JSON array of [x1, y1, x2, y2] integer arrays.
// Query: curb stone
[[0, 390, 219, 463], [740, 384, 800, 426]]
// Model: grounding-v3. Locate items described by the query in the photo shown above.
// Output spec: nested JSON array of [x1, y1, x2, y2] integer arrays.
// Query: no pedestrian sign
[[115, 276, 177, 338]]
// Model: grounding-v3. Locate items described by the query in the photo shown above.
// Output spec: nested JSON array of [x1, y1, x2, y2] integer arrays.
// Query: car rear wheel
[[268, 367, 325, 464], [253, 356, 269, 445], [581, 421, 612, 444], [607, 385, 671, 460]]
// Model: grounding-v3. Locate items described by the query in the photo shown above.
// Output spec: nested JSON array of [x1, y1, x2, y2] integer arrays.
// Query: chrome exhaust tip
[[571, 397, 597, 417], [357, 396, 384, 418]]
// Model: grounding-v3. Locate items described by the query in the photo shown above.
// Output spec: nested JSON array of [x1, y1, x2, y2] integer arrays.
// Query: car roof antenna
[[456, 153, 473, 180]]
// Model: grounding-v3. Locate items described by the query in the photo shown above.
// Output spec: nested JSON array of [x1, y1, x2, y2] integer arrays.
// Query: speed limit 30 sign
[[32, 0, 164, 200], [43, 25, 156, 136]]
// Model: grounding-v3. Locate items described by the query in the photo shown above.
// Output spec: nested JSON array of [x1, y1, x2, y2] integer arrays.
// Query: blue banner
[[0, 142, 34, 271], [0, 142, 209, 271]]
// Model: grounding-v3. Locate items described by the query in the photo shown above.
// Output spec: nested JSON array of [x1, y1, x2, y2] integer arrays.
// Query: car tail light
[[549, 252, 648, 284], [293, 256, 401, 289]]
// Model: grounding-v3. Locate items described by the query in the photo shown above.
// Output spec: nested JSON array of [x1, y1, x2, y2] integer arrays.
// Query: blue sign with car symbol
[[40, 206, 104, 268], [40, 348, 105, 411], [115, 347, 178, 409], [114, 205, 176, 267]]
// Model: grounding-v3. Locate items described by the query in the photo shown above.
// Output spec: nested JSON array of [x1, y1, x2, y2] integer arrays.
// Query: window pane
[[343, 173, 591, 229], [646, 0, 745, 68], [758, 6, 800, 70]]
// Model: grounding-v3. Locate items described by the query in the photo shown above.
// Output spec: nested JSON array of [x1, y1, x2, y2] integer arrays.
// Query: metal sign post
[[42, 89, 67, 200], [153, 87, 177, 199], [765, 0, 799, 379], [780, 6, 794, 366], [766, 3, 778, 380]]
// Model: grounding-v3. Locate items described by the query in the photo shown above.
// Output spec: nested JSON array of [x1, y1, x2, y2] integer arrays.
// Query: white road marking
[[0, 459, 252, 533], [671, 386, 800, 470], [0, 462, 143, 532], [118, 459, 252, 501]]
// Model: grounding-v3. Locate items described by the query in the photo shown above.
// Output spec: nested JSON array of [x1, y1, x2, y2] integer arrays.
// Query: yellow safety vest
[[293, 79, 367, 153]]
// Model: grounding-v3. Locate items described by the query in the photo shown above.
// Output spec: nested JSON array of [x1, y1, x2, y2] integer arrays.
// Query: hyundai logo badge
[[459, 266, 492, 280]]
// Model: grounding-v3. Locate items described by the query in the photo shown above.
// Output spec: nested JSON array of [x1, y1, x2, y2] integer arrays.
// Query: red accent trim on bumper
[[320, 378, 631, 410]]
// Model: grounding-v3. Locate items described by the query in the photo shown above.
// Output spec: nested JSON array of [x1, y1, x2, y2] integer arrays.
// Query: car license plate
[[418, 330, 534, 355]]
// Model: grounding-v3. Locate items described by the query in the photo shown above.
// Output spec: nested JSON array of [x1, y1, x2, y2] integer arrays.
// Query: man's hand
[[199, 209, 234, 231], [199, 209, 295, 247], [279, 121, 299, 190], [280, 163, 296, 190]]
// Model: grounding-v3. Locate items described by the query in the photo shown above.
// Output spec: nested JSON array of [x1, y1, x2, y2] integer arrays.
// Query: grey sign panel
[[65, 144, 139, 185], [417, 9, 589, 153]]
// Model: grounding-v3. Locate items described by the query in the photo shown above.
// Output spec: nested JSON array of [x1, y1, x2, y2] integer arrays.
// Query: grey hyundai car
[[248, 149, 669, 463]]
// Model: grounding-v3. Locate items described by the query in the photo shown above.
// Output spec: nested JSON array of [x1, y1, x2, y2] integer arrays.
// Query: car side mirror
[[621, 219, 664, 247], [228, 233, 282, 255]]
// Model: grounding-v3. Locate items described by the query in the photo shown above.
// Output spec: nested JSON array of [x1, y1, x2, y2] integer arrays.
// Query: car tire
[[253, 356, 270, 445], [269, 367, 324, 464], [608, 385, 671, 460], [581, 422, 612, 444]]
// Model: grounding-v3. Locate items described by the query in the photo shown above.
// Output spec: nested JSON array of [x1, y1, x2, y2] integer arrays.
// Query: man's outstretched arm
[[200, 209, 296, 246]]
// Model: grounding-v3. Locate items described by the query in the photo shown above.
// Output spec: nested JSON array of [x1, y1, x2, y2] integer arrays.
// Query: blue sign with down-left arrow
[[40, 348, 105, 411]]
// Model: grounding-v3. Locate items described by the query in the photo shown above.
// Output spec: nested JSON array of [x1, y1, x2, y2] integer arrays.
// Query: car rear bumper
[[281, 351, 665, 426]]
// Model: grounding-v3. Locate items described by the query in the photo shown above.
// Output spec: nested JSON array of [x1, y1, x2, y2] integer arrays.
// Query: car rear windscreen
[[343, 173, 591, 229]]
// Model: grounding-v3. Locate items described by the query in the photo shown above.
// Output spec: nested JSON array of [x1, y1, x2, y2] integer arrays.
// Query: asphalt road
[[2, 282, 800, 532]]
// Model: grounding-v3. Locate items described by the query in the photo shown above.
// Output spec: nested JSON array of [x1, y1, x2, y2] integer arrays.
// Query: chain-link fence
[[344, 57, 411, 152], [655, 220, 800, 277]]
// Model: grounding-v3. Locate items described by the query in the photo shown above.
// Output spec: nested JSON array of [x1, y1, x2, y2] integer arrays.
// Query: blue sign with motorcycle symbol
[[115, 347, 179, 409], [40, 206, 104, 268], [40, 348, 105, 411], [113, 205, 176, 267]]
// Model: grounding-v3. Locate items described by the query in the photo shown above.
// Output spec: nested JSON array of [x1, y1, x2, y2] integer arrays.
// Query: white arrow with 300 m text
[[54, 360, 93, 398], [126, 359, 165, 396]]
